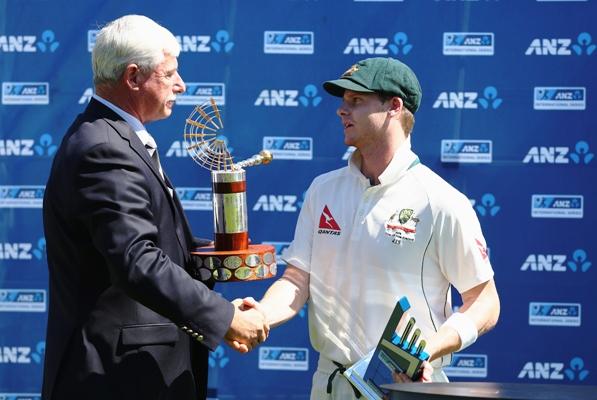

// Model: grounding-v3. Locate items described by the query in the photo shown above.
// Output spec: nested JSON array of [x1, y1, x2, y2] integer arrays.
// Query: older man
[[42, 15, 267, 400]]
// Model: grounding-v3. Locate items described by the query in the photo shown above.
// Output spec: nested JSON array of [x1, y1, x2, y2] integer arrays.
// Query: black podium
[[381, 382, 597, 400]]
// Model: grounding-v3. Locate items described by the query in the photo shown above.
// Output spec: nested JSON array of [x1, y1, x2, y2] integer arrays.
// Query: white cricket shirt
[[283, 138, 494, 368]]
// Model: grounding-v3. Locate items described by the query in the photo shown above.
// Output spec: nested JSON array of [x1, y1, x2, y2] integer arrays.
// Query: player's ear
[[388, 97, 403, 117]]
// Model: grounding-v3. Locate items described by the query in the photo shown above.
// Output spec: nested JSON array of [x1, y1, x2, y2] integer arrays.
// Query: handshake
[[224, 297, 269, 353]]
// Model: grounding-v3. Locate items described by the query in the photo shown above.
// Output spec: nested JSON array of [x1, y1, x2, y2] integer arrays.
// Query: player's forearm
[[259, 266, 309, 328], [426, 280, 500, 361], [424, 325, 461, 362]]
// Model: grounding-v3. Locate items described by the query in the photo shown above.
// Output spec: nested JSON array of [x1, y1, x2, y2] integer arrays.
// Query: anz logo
[[165, 141, 191, 157], [521, 249, 591, 273], [175, 30, 234, 53], [0, 134, 58, 157], [0, 341, 45, 364], [255, 84, 322, 107], [433, 86, 502, 109], [253, 195, 300, 212], [253, 192, 305, 212], [208, 345, 229, 369], [0, 238, 46, 261], [343, 32, 413, 55], [78, 88, 93, 104], [0, 30, 60, 53], [2, 82, 49, 105], [525, 32, 595, 56], [518, 357, 589, 381], [523, 141, 593, 165]]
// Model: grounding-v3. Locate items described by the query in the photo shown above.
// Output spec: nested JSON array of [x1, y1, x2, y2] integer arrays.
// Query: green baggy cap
[[323, 57, 422, 113]]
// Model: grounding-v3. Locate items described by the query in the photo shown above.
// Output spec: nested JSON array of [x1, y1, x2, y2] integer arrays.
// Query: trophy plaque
[[183, 98, 276, 283], [343, 297, 430, 399], [364, 297, 430, 383]]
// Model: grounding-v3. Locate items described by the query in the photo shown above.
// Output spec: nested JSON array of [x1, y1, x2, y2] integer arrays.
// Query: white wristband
[[443, 312, 478, 351]]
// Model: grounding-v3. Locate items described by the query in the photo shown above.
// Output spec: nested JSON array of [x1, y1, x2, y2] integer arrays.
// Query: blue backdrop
[[0, 0, 595, 398]]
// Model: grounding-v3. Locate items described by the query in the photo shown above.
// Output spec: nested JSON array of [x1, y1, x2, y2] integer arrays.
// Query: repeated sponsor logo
[[0, 290, 46, 312], [0, 341, 45, 364], [434, 0, 499, 2], [531, 194, 583, 219], [0, 30, 59, 53], [165, 141, 191, 158], [1, 82, 49, 105], [88, 30, 235, 53], [521, 249, 591, 273], [208, 345, 229, 369], [0, 237, 45, 261], [529, 302, 581, 327], [0, 133, 58, 157], [258, 347, 309, 371], [263, 136, 313, 160], [433, 86, 502, 109], [0, 186, 45, 208], [87, 30, 97, 52], [177, 30, 235, 53], [0, 394, 41, 400], [78, 87, 93, 104], [523, 141, 593, 164], [526, 32, 595, 56], [344, 32, 412, 55], [177, 83, 225, 105], [472, 193, 500, 217], [264, 31, 314, 54], [175, 187, 212, 211], [441, 140, 492, 163], [443, 32, 494, 55], [534, 87, 586, 110], [518, 357, 589, 381], [253, 194, 300, 212], [444, 354, 488, 378], [255, 84, 322, 107]]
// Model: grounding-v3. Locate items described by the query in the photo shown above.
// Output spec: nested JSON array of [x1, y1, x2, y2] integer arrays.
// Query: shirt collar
[[348, 136, 418, 186], [92, 94, 154, 147]]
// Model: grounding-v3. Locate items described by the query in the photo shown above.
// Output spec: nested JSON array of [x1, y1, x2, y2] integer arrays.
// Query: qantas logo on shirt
[[317, 205, 341, 235]]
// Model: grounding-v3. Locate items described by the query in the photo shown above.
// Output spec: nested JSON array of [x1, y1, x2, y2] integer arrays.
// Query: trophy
[[183, 98, 276, 283]]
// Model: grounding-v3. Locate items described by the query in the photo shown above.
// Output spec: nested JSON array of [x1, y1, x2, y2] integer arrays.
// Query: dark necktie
[[145, 137, 173, 196]]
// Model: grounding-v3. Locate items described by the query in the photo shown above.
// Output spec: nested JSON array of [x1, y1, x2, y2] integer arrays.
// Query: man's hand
[[392, 361, 433, 383], [224, 298, 269, 353]]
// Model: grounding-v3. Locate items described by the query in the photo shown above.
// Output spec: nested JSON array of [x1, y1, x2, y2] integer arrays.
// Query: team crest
[[385, 208, 419, 244], [342, 64, 359, 77]]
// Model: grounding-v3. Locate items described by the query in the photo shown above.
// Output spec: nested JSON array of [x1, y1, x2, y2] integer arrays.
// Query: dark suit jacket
[[42, 99, 234, 400]]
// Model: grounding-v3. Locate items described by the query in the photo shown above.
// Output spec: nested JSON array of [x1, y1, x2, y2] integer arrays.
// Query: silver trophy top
[[183, 98, 273, 171]]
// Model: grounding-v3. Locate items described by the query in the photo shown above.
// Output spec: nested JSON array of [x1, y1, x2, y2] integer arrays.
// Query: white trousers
[[310, 355, 449, 400]]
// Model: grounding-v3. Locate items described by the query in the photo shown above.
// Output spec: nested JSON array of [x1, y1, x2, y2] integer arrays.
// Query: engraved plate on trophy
[[183, 98, 276, 282]]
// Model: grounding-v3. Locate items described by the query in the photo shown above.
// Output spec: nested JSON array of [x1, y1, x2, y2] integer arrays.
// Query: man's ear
[[388, 96, 404, 117], [123, 64, 142, 90]]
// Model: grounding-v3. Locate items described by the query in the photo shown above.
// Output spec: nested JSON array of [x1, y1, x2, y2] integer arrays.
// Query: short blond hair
[[378, 92, 415, 136]]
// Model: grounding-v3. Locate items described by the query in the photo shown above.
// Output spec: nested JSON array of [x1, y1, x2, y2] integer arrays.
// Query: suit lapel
[[165, 174, 194, 264], [91, 99, 191, 261]]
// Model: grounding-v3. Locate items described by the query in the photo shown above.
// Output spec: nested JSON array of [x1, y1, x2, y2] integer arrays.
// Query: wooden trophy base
[[189, 244, 277, 282]]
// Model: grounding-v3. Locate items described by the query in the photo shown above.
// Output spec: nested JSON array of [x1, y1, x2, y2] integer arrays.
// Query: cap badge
[[342, 64, 359, 77]]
